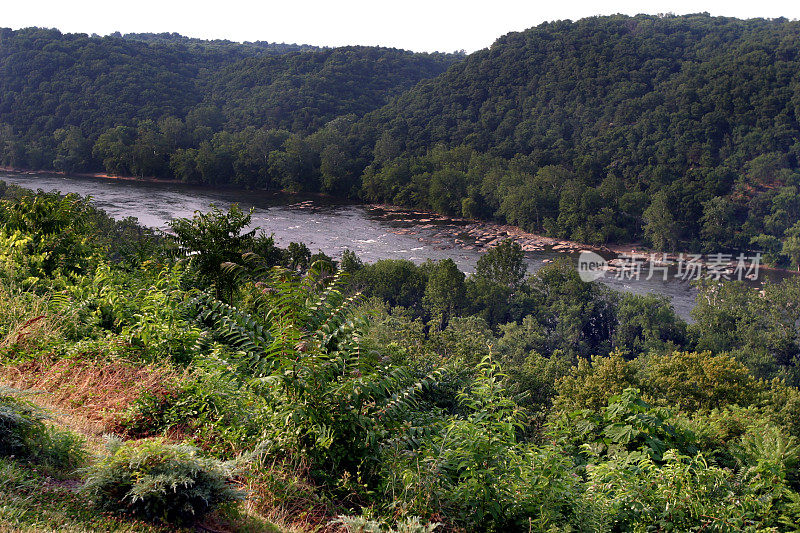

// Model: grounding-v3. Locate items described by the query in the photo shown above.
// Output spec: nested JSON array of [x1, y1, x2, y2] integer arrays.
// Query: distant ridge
[[117, 31, 322, 54]]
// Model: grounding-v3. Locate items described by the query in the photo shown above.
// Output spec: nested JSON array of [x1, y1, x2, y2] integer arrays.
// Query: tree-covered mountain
[[208, 46, 460, 134], [356, 14, 800, 261], [118, 31, 320, 54], [2, 15, 800, 265], [0, 27, 459, 171]]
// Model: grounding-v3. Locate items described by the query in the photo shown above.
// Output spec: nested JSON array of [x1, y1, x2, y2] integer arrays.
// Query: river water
[[3, 172, 784, 320]]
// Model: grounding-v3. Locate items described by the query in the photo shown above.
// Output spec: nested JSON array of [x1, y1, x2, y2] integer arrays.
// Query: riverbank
[[365, 203, 795, 279], [1, 166, 795, 277], [0, 165, 608, 253], [0, 170, 734, 319], [0, 166, 184, 185]]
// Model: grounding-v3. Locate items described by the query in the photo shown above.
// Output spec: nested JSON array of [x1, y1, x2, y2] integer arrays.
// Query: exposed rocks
[[369, 204, 597, 257]]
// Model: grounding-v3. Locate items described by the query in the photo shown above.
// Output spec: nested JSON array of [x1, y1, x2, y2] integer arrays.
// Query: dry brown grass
[[0, 357, 184, 438], [0, 356, 335, 532], [242, 458, 339, 533], [0, 284, 66, 352]]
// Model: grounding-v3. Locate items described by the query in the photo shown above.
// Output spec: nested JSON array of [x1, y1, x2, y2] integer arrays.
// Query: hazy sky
[[4, 0, 800, 53]]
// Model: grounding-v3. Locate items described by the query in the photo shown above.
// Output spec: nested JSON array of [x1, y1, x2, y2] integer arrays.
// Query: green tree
[[423, 259, 466, 328], [643, 191, 679, 252], [286, 241, 311, 271], [352, 259, 428, 312], [169, 204, 255, 301], [475, 239, 526, 289], [340, 249, 364, 274], [700, 196, 740, 251], [93, 125, 136, 175], [782, 222, 800, 271], [52, 127, 91, 173], [612, 294, 687, 356], [169, 148, 201, 183], [428, 169, 468, 216]]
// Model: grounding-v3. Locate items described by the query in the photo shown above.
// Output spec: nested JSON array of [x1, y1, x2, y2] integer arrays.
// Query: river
[[2, 171, 784, 320]]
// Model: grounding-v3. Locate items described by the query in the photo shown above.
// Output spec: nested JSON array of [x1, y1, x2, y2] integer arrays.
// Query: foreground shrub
[[118, 369, 272, 457], [0, 387, 43, 459], [550, 388, 699, 464], [0, 386, 85, 469], [82, 437, 242, 524], [192, 264, 442, 493], [381, 361, 598, 531], [587, 449, 800, 530]]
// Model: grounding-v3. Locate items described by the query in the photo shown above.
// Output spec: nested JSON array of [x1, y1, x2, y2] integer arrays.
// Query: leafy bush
[[586, 450, 796, 531], [64, 262, 202, 364], [382, 361, 598, 531], [732, 424, 800, 491], [0, 192, 98, 285], [427, 362, 525, 527], [552, 350, 638, 412], [551, 388, 698, 464], [119, 370, 270, 457], [675, 406, 771, 468], [554, 350, 773, 415], [194, 263, 442, 492], [0, 386, 85, 470], [762, 380, 800, 438], [82, 437, 242, 524], [641, 350, 762, 411], [0, 387, 43, 459]]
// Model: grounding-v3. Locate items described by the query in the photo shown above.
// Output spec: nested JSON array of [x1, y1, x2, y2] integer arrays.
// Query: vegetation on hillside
[[356, 14, 800, 262], [1, 186, 800, 531], [3, 15, 800, 265], [0, 27, 457, 179]]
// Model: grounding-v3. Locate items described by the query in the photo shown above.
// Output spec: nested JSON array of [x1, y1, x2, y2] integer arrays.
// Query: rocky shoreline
[[362, 204, 794, 281], [367, 204, 621, 257], [2, 167, 794, 278]]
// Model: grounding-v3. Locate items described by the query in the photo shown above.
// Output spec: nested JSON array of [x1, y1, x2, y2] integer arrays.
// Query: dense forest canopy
[[0, 27, 256, 139], [0, 27, 458, 164], [358, 14, 800, 262], [2, 14, 800, 265], [118, 31, 320, 54], [209, 46, 461, 134]]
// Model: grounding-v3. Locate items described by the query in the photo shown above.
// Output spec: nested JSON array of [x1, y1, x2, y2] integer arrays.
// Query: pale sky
[[4, 0, 800, 53]]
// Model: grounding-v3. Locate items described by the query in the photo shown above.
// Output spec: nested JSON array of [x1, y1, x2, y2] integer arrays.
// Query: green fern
[[193, 257, 443, 488]]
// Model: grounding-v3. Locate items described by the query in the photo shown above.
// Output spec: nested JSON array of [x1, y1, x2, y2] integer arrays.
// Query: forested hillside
[[210, 47, 461, 134], [358, 14, 800, 262], [2, 15, 800, 265], [0, 27, 458, 175], [1, 187, 800, 531], [119, 31, 318, 54], [0, 27, 258, 141]]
